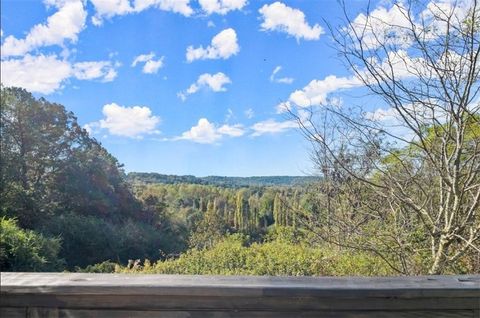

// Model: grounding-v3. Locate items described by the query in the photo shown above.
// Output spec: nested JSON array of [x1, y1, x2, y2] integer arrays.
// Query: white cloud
[[134, 0, 193, 16], [244, 108, 254, 119], [87, 102, 161, 138], [348, 2, 412, 50], [178, 118, 221, 143], [347, 0, 474, 50], [1, 54, 72, 94], [178, 72, 231, 100], [1, 54, 119, 94], [143, 59, 164, 74], [186, 28, 239, 62], [280, 49, 424, 111], [73, 61, 118, 82], [91, 0, 193, 25], [90, 0, 133, 25], [199, 0, 247, 15], [251, 119, 297, 136], [176, 118, 244, 143], [131, 52, 164, 74], [132, 52, 155, 65], [421, 0, 473, 37], [218, 123, 245, 136], [1, 0, 87, 57], [270, 65, 294, 84], [286, 75, 362, 109], [259, 2, 323, 41]]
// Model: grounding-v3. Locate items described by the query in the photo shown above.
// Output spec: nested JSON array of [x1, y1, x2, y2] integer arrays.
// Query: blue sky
[[1, 0, 402, 176]]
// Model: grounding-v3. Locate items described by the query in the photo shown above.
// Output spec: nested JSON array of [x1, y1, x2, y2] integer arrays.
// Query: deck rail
[[1, 272, 479, 317]]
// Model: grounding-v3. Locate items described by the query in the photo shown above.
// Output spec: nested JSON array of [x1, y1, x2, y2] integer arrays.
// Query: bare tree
[[290, 0, 480, 274]]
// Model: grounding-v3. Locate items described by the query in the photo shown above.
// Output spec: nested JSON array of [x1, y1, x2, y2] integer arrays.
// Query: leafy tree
[[290, 0, 480, 274], [0, 87, 186, 269]]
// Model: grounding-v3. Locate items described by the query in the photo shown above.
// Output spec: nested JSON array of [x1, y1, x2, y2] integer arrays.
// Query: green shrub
[[76, 260, 119, 273], [43, 214, 174, 268], [0, 217, 63, 271], [118, 234, 395, 276]]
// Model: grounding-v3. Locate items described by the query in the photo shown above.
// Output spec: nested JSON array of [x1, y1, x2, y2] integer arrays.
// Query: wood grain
[[1, 273, 479, 317]]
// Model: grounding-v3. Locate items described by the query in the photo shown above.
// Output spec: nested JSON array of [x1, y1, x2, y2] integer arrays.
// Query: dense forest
[[0, 87, 182, 270]]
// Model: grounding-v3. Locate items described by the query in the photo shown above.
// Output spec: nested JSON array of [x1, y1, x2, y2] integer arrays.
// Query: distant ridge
[[127, 172, 320, 187]]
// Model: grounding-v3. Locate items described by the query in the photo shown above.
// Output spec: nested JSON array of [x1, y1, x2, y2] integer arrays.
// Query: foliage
[[117, 234, 394, 276], [0, 87, 186, 270], [1, 86, 478, 275], [289, 0, 480, 275], [76, 260, 119, 273], [0, 217, 63, 271]]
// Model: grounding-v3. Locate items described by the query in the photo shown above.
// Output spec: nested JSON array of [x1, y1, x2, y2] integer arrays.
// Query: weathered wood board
[[1, 273, 479, 317]]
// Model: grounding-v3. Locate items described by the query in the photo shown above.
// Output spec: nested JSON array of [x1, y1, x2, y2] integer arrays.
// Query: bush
[[0, 217, 63, 271], [118, 234, 395, 276], [42, 213, 176, 268], [76, 260, 119, 273]]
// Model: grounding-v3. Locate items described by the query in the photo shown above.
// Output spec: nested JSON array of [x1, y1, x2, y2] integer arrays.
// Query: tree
[[273, 193, 285, 227], [234, 190, 249, 231], [1, 87, 82, 227], [0, 87, 184, 269], [290, 0, 480, 274], [189, 200, 227, 249]]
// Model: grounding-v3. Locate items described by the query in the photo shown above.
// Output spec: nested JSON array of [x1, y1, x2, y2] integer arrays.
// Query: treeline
[[0, 87, 182, 270], [131, 182, 318, 249], [128, 172, 319, 187]]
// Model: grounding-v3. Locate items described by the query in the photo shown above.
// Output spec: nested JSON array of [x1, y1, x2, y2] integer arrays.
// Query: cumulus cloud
[[279, 49, 425, 112], [348, 2, 412, 50], [90, 0, 133, 25], [198, 0, 247, 15], [131, 52, 164, 74], [86, 103, 161, 138], [1, 54, 118, 94], [1, 54, 72, 94], [178, 72, 231, 100], [259, 2, 323, 41], [289, 75, 362, 108], [270, 65, 294, 84], [1, 0, 87, 57], [176, 118, 245, 143], [346, 0, 474, 51], [186, 28, 239, 62], [251, 119, 298, 136], [91, 0, 193, 25], [135, 0, 193, 16], [73, 61, 118, 82]]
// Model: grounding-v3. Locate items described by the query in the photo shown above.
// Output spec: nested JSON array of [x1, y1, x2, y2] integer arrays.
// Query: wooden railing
[[1, 273, 479, 317]]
